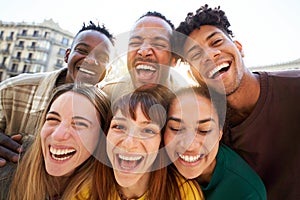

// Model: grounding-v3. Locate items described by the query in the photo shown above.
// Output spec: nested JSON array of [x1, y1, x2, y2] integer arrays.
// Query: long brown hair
[[9, 83, 112, 200], [94, 84, 200, 199]]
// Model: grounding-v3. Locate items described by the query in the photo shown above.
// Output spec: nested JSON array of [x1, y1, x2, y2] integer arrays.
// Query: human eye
[[139, 124, 160, 138], [211, 37, 223, 47], [75, 46, 89, 54], [45, 114, 60, 125], [167, 122, 184, 134], [196, 124, 213, 135], [110, 121, 127, 133], [72, 120, 89, 129], [152, 41, 169, 50], [128, 38, 142, 48]]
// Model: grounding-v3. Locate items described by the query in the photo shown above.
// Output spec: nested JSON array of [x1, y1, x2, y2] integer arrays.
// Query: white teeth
[[136, 65, 156, 72], [78, 67, 96, 75], [178, 153, 202, 163], [118, 154, 143, 161], [208, 62, 229, 78], [50, 146, 75, 155]]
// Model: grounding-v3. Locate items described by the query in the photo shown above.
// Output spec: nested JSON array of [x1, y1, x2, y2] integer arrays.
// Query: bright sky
[[1, 0, 300, 67]]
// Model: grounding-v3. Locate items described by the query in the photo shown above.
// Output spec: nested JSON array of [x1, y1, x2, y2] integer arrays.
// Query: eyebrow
[[112, 116, 158, 126], [186, 31, 222, 55], [167, 116, 216, 124]]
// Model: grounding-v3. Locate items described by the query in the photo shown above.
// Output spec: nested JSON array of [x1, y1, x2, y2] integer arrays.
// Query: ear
[[64, 48, 71, 63], [219, 130, 223, 141], [234, 40, 245, 57], [170, 57, 177, 67]]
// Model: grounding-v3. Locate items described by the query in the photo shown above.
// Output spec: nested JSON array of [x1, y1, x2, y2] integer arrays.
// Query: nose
[[121, 128, 139, 149], [205, 47, 221, 62], [83, 56, 99, 66], [137, 43, 153, 58], [179, 131, 201, 151], [51, 123, 71, 141]]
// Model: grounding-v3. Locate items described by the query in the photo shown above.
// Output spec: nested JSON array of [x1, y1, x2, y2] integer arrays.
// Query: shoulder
[[218, 144, 267, 199], [0, 69, 65, 90]]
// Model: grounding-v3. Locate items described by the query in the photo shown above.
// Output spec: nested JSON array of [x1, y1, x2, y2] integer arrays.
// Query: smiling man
[[175, 4, 300, 200], [101, 11, 189, 101]]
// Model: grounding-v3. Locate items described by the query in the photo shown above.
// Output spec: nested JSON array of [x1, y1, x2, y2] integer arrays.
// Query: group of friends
[[0, 4, 299, 200]]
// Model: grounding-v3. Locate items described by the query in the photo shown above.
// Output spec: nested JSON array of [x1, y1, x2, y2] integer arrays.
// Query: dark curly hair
[[174, 4, 233, 60], [76, 21, 115, 45]]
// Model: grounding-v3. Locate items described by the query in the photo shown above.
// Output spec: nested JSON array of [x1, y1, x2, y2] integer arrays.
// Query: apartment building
[[0, 19, 74, 81]]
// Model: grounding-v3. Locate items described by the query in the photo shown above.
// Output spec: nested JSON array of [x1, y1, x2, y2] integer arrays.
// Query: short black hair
[[76, 21, 115, 45], [138, 11, 175, 30]]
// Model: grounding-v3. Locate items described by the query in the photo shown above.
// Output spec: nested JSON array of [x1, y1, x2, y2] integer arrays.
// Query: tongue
[[138, 70, 155, 80], [120, 160, 138, 170]]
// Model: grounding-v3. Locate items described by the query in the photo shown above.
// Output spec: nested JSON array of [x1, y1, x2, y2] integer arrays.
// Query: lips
[[177, 152, 205, 163], [49, 146, 76, 161], [208, 61, 231, 79], [135, 64, 157, 81], [117, 153, 144, 171]]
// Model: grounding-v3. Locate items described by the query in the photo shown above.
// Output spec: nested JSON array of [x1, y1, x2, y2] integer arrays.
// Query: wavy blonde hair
[[9, 83, 112, 200]]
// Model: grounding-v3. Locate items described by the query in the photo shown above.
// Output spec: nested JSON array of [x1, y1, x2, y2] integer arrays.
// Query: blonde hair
[[9, 83, 112, 200]]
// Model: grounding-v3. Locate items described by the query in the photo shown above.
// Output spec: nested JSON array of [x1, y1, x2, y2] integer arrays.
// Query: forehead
[[130, 16, 172, 39], [170, 93, 218, 120], [73, 30, 111, 48]]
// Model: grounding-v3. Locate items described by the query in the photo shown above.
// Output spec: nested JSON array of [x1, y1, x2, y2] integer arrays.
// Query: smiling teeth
[[208, 62, 229, 78], [136, 65, 156, 72], [178, 153, 202, 163], [79, 67, 96, 75], [50, 146, 75, 155], [119, 154, 143, 161]]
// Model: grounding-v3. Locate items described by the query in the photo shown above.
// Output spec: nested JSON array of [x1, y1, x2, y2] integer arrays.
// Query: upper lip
[[207, 61, 231, 79]]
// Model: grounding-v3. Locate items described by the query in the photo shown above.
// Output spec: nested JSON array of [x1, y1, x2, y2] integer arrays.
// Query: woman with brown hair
[[94, 84, 203, 200]]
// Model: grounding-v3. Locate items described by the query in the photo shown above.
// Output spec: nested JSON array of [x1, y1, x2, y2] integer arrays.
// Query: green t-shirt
[[199, 144, 267, 200]]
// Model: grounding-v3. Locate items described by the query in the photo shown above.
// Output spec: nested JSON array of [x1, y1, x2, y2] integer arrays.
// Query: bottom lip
[[116, 154, 144, 172]]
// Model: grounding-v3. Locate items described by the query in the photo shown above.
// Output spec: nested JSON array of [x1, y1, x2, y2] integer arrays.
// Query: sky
[[1, 0, 300, 67]]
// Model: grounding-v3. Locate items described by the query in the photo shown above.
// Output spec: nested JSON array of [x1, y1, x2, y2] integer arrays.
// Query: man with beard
[[100, 11, 189, 101]]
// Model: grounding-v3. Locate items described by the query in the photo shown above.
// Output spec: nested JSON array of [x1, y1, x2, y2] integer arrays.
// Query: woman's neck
[[118, 172, 150, 200]]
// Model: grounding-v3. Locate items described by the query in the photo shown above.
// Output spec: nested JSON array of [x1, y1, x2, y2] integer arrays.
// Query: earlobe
[[64, 49, 71, 63], [219, 130, 223, 141], [234, 40, 245, 57]]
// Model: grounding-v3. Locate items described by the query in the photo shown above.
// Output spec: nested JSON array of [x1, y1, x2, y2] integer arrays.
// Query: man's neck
[[226, 72, 260, 127]]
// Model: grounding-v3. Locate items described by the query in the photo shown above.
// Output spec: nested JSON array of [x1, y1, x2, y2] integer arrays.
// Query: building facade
[[0, 19, 74, 81], [249, 58, 300, 72]]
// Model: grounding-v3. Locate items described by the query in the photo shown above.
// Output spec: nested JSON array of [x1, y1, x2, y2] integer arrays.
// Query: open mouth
[[117, 153, 144, 171], [78, 67, 96, 76], [50, 146, 76, 161], [135, 65, 157, 81], [208, 62, 231, 79], [177, 152, 205, 163]]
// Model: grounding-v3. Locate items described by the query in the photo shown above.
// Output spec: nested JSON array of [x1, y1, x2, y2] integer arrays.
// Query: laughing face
[[127, 16, 174, 88], [41, 91, 100, 177], [183, 25, 246, 96], [107, 104, 161, 188], [65, 30, 112, 85], [164, 92, 222, 180]]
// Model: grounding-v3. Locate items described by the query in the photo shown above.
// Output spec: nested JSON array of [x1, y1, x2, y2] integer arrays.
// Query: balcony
[[23, 58, 46, 65], [0, 49, 10, 55], [27, 45, 49, 53], [6, 36, 13, 41], [17, 33, 45, 40], [11, 57, 21, 62], [0, 64, 6, 69], [15, 45, 24, 50]]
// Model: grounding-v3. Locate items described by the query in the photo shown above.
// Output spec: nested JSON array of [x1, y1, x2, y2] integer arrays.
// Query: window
[[11, 63, 18, 72], [21, 29, 27, 36], [61, 37, 69, 46], [58, 48, 65, 55], [33, 30, 39, 37]]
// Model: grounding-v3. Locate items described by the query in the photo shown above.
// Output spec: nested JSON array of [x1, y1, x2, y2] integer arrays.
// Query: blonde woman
[[9, 84, 112, 200]]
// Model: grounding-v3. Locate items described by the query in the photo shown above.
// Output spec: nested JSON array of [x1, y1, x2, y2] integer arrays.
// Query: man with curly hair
[[0, 21, 115, 198], [175, 4, 300, 200]]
